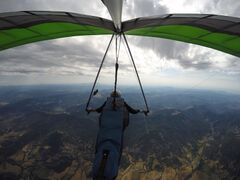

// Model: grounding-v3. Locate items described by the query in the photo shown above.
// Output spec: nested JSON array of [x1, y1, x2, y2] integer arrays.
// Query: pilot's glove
[[86, 108, 94, 114], [140, 110, 149, 116]]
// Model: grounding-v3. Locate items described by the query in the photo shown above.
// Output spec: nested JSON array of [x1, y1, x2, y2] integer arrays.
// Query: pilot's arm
[[87, 101, 106, 114], [95, 101, 106, 113], [124, 102, 140, 114]]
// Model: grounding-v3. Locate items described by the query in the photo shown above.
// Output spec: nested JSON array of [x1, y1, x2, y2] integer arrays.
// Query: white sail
[[101, 0, 123, 30]]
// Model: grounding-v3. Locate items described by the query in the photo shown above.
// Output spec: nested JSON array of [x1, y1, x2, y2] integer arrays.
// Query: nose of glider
[[101, 0, 123, 31]]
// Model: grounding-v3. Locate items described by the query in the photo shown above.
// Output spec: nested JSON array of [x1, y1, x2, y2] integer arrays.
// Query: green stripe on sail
[[0, 22, 113, 50], [126, 25, 240, 57]]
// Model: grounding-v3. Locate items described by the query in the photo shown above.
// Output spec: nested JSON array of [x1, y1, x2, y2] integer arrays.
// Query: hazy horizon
[[0, 83, 239, 96]]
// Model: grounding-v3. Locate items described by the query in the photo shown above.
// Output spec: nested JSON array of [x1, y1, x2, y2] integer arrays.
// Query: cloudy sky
[[0, 0, 239, 93]]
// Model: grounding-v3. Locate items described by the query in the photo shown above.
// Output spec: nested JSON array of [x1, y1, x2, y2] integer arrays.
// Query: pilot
[[88, 91, 140, 179]]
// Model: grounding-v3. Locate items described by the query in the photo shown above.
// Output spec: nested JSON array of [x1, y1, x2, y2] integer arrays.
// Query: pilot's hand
[[140, 110, 149, 116], [86, 108, 94, 114], [143, 111, 149, 116]]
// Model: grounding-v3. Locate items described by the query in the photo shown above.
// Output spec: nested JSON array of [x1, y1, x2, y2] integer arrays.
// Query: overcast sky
[[0, 0, 239, 94]]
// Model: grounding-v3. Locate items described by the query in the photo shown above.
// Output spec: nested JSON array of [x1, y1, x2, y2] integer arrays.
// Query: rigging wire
[[122, 38, 142, 109], [86, 33, 150, 115], [122, 35, 148, 112], [85, 34, 115, 111], [113, 34, 122, 94], [122, 33, 150, 114], [113, 34, 122, 109]]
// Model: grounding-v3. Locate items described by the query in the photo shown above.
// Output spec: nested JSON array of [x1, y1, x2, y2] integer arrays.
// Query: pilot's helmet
[[110, 91, 121, 98]]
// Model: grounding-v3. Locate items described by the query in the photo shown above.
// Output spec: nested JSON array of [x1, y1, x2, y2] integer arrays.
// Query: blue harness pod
[[93, 97, 127, 180]]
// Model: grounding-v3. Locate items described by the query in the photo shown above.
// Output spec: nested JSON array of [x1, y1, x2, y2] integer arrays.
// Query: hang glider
[[102, 0, 123, 30], [0, 11, 239, 57]]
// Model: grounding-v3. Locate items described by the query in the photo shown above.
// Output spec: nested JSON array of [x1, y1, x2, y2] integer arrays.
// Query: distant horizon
[[0, 82, 239, 95]]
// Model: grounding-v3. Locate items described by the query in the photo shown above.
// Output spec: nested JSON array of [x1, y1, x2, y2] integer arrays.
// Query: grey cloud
[[0, 69, 44, 74], [124, 0, 168, 18], [0, 39, 103, 75], [200, 0, 240, 17], [176, 52, 213, 70], [0, 62, 86, 76], [0, 0, 105, 17], [130, 36, 217, 70], [225, 57, 240, 74], [0, 35, 133, 76], [138, 38, 189, 59], [1, 69, 85, 76]]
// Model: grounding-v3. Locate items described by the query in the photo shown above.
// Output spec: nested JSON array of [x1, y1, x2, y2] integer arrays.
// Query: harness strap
[[97, 138, 122, 151], [113, 35, 121, 109], [96, 150, 109, 180]]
